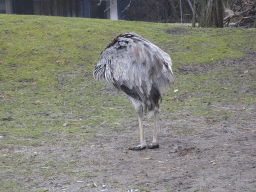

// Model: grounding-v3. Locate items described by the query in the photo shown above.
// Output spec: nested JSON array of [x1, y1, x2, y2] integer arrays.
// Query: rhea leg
[[128, 97, 146, 150], [148, 109, 159, 149]]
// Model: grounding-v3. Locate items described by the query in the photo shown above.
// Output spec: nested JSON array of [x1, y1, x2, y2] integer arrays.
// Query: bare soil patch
[[5, 106, 256, 192]]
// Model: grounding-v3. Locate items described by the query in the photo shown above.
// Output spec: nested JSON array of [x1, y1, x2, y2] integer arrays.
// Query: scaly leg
[[148, 109, 159, 149], [128, 97, 147, 150], [138, 107, 147, 147]]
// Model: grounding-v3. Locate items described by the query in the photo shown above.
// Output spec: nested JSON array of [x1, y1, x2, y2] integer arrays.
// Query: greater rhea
[[93, 32, 174, 150]]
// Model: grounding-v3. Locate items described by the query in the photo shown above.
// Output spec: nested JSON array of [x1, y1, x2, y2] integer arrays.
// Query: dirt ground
[[3, 55, 255, 192], [13, 105, 256, 192]]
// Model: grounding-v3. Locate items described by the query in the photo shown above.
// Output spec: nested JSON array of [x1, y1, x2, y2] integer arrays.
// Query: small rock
[[91, 182, 97, 187], [62, 123, 69, 127]]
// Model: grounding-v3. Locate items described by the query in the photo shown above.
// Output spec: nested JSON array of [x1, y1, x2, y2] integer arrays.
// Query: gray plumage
[[94, 32, 174, 150]]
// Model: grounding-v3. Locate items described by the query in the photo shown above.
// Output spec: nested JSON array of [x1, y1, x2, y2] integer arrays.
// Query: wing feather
[[93, 32, 174, 110]]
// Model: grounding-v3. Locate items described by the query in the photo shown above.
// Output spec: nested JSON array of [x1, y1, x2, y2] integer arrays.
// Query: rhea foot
[[128, 144, 147, 150], [148, 143, 159, 149]]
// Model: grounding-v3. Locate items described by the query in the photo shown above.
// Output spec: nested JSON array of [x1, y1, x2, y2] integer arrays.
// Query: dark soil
[[14, 107, 256, 192]]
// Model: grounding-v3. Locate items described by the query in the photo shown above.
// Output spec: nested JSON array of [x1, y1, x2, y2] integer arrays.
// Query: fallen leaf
[[0, 93, 13, 98]]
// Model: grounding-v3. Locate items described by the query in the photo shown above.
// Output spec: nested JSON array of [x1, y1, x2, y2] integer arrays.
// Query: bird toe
[[128, 144, 147, 150], [148, 143, 159, 149]]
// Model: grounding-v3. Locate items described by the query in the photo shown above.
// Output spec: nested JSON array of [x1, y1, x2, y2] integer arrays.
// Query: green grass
[[0, 14, 256, 191], [1, 14, 255, 144]]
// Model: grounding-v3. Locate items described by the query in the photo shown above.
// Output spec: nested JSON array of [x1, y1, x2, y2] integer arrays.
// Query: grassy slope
[[0, 14, 256, 190]]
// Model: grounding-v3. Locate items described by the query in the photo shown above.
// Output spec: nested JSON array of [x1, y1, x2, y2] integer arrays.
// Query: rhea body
[[93, 32, 174, 150]]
